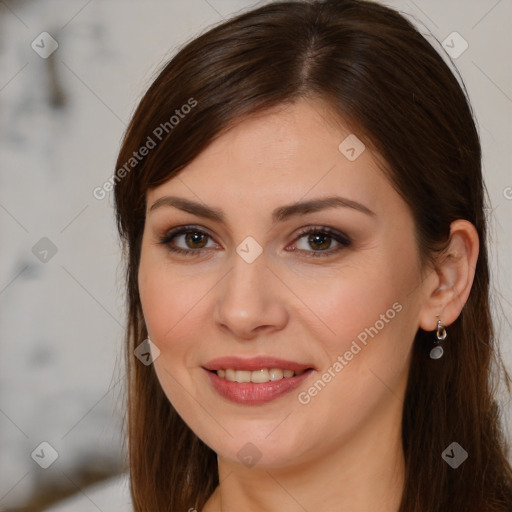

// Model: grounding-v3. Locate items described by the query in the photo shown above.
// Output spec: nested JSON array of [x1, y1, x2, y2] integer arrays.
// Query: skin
[[138, 98, 479, 512]]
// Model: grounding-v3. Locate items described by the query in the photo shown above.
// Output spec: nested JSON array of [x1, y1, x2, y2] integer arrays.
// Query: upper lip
[[203, 356, 315, 372]]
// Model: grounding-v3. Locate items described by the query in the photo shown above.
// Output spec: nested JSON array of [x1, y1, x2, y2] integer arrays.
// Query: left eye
[[289, 227, 351, 257]]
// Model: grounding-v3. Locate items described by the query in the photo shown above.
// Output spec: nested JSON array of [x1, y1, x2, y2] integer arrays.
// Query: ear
[[418, 219, 479, 332]]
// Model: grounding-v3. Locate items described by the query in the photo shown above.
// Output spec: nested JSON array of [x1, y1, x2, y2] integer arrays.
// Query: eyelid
[[291, 225, 351, 245]]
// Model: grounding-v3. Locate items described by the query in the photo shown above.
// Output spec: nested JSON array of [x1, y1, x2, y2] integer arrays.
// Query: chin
[[207, 432, 306, 470]]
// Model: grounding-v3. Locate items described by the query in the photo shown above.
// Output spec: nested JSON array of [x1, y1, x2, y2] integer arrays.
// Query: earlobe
[[418, 219, 479, 332]]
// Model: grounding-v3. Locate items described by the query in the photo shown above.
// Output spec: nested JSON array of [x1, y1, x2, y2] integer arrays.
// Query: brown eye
[[160, 226, 218, 256], [306, 232, 332, 251], [184, 232, 209, 249], [291, 227, 351, 258]]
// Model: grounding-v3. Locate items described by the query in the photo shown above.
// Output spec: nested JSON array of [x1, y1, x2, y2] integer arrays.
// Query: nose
[[214, 250, 288, 340]]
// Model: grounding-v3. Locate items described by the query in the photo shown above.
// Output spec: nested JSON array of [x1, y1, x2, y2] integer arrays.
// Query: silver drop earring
[[430, 319, 447, 360]]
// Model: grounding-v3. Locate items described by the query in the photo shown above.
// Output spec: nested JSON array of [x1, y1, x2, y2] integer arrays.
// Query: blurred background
[[0, 0, 511, 510]]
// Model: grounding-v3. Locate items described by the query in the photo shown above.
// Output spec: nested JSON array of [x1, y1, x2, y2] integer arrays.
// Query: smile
[[214, 368, 306, 383]]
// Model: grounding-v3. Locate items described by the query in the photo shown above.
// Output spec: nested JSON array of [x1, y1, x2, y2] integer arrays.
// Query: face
[[138, 98, 426, 469]]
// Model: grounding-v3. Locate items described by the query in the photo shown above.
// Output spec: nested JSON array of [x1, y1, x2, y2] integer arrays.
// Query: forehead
[[146, 99, 394, 218]]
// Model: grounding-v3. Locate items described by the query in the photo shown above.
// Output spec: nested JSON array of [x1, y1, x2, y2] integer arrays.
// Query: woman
[[113, 0, 512, 510]]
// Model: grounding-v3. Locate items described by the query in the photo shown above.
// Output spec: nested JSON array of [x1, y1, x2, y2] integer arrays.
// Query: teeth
[[215, 368, 306, 383]]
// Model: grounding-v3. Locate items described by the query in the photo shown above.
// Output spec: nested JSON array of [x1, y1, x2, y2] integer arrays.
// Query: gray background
[[0, 0, 511, 510]]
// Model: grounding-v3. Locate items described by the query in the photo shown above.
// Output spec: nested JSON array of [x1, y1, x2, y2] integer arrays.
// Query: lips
[[202, 355, 315, 372], [204, 367, 315, 404], [203, 356, 316, 405]]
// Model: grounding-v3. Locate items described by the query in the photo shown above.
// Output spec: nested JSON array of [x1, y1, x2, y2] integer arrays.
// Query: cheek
[[138, 255, 219, 401], [138, 260, 204, 416], [138, 251, 203, 343], [138, 257, 168, 338], [292, 266, 402, 350], [289, 259, 416, 413], [292, 271, 412, 443]]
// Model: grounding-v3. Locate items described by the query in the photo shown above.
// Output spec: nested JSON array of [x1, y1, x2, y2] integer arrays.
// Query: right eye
[[159, 226, 219, 256]]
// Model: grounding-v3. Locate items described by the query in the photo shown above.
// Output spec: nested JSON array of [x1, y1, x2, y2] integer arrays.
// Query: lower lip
[[204, 368, 314, 405]]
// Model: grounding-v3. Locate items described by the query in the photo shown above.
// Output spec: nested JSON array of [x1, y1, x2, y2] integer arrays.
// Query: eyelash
[[159, 225, 352, 258]]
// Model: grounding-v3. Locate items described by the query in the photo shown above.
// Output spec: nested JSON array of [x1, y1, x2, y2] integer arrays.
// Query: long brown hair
[[113, 1, 512, 510]]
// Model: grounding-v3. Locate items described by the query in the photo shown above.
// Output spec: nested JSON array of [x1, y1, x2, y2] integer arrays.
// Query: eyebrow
[[149, 195, 376, 224]]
